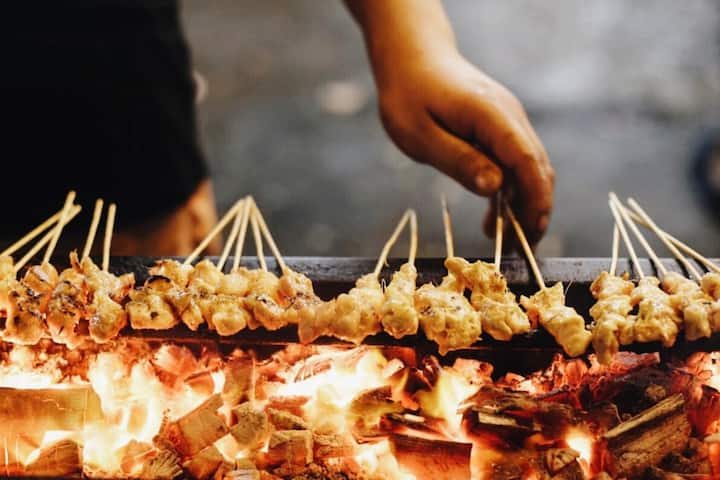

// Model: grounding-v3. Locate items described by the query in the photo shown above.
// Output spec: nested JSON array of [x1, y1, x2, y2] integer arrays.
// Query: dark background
[[182, 0, 720, 259]]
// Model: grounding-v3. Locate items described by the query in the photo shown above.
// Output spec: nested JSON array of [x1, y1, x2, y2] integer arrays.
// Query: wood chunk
[[0, 386, 102, 443], [602, 393, 691, 478], [23, 439, 81, 478], [230, 402, 270, 449], [264, 430, 313, 467], [140, 449, 183, 480], [186, 370, 216, 397], [223, 459, 261, 480], [312, 433, 354, 460], [155, 394, 229, 457], [265, 396, 309, 418], [545, 448, 579, 474], [223, 358, 254, 406], [266, 408, 309, 430], [182, 444, 224, 480], [390, 434, 472, 480]]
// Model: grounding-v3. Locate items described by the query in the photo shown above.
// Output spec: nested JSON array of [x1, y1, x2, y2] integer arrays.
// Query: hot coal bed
[[2, 257, 720, 480]]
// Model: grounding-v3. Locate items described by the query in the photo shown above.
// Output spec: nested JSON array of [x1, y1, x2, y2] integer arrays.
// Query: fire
[[564, 427, 592, 476]]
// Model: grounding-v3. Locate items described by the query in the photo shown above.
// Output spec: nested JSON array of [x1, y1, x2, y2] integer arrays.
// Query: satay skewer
[[252, 200, 288, 275], [102, 203, 116, 272], [609, 225, 620, 277], [627, 198, 702, 280], [13, 206, 82, 273], [408, 210, 418, 267], [232, 197, 253, 271], [441, 195, 454, 259], [184, 200, 244, 266], [42, 191, 76, 265], [0, 207, 74, 258], [504, 204, 545, 290], [250, 203, 267, 272], [82, 199, 104, 260], [610, 194, 667, 277], [608, 197, 644, 279], [372, 210, 412, 279], [494, 192, 503, 271], [216, 198, 246, 270]]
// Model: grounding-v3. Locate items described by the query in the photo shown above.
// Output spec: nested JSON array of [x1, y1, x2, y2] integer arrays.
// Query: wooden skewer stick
[[250, 205, 267, 272], [609, 225, 620, 277], [15, 205, 82, 273], [627, 198, 702, 281], [504, 203, 546, 290], [0, 207, 71, 258], [373, 210, 412, 279], [217, 198, 245, 270], [82, 199, 104, 260], [43, 191, 76, 265], [612, 195, 667, 277], [441, 195, 454, 259], [624, 209, 720, 274], [102, 203, 116, 272], [184, 200, 244, 265], [408, 210, 418, 267], [253, 200, 288, 274], [232, 197, 253, 271], [494, 192, 504, 271], [608, 197, 644, 279]]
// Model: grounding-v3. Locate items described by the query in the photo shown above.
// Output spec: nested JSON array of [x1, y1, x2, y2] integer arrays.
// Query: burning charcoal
[[266, 396, 310, 418], [23, 439, 81, 478], [139, 449, 183, 480], [155, 394, 229, 457], [223, 458, 260, 480], [602, 393, 691, 478], [230, 402, 270, 450], [186, 370, 217, 396], [348, 386, 404, 437], [463, 407, 538, 448], [644, 384, 668, 403], [544, 448, 579, 474], [120, 440, 156, 475], [452, 357, 494, 385], [591, 473, 612, 480], [659, 438, 712, 474], [262, 430, 313, 467], [312, 433, 354, 460], [266, 408, 309, 430], [223, 358, 255, 407], [582, 402, 621, 433], [182, 445, 225, 480], [389, 434, 472, 480], [644, 467, 685, 480]]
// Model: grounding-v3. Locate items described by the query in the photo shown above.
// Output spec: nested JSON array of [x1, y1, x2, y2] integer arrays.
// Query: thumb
[[418, 122, 504, 196]]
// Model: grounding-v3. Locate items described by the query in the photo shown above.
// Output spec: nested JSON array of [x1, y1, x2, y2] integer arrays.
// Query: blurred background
[[183, 0, 720, 258]]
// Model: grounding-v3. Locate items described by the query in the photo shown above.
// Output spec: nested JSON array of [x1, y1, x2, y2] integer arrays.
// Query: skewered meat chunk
[[663, 272, 707, 312], [127, 276, 180, 330], [414, 274, 482, 355], [445, 257, 530, 341], [0, 255, 14, 280], [381, 263, 419, 339], [200, 294, 249, 336], [521, 283, 591, 357], [244, 269, 287, 330], [149, 259, 194, 288], [589, 272, 635, 364], [46, 267, 88, 347], [278, 269, 322, 327], [3, 262, 58, 345], [701, 272, 720, 301], [631, 277, 681, 346], [187, 260, 224, 294], [662, 272, 713, 341], [218, 269, 252, 297]]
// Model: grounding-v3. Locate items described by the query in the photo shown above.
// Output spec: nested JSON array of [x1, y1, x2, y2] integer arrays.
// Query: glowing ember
[[565, 427, 592, 476]]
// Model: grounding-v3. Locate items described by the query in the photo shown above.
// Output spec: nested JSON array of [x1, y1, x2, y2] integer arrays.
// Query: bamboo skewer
[[102, 204, 116, 272], [43, 191, 76, 265], [611, 194, 666, 277], [232, 197, 253, 271], [494, 193, 504, 271], [253, 200, 288, 275], [627, 198, 702, 281], [82, 199, 104, 260], [14, 205, 82, 273], [184, 200, 244, 266], [608, 197, 644, 279], [504, 203, 546, 290], [441, 195, 454, 259], [250, 207, 267, 272], [408, 210, 418, 267], [0, 208, 70, 258], [609, 225, 620, 277], [373, 210, 412, 279], [217, 198, 246, 270], [624, 209, 720, 274]]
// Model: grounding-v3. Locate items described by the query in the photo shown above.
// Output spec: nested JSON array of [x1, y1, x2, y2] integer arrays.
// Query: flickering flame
[[565, 428, 592, 477]]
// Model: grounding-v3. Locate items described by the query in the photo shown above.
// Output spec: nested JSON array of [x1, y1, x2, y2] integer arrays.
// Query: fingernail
[[537, 214, 550, 232], [475, 174, 499, 193]]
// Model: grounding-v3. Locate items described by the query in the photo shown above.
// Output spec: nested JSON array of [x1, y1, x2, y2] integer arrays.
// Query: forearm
[[343, 0, 458, 85]]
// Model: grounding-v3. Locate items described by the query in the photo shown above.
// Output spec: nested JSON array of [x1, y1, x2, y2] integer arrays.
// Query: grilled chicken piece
[[381, 263, 419, 339], [46, 267, 88, 347], [199, 294, 249, 336], [445, 257, 530, 341], [3, 262, 58, 345], [278, 269, 322, 327], [702, 272, 720, 301], [661, 271, 713, 341], [244, 269, 286, 330], [149, 259, 194, 288], [187, 260, 223, 294], [630, 277, 681, 347], [0, 255, 14, 280], [589, 271, 635, 364], [521, 283, 591, 357], [414, 274, 482, 355], [127, 276, 180, 330]]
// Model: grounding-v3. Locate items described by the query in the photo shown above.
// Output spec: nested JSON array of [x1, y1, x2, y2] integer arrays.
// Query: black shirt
[[1, 2, 207, 234]]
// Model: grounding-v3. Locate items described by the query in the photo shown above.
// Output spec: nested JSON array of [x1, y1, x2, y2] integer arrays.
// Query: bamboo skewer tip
[[504, 202, 545, 290]]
